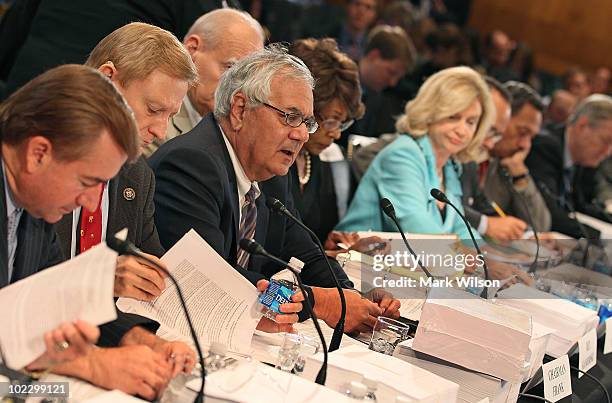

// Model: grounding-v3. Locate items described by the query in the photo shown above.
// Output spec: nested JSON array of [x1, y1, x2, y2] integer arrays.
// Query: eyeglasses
[[261, 102, 319, 134], [319, 118, 355, 132]]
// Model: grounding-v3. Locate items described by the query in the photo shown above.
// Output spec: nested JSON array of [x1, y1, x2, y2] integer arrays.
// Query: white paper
[[542, 355, 572, 402], [186, 360, 352, 403], [117, 229, 261, 354], [578, 328, 597, 378], [0, 243, 117, 369], [605, 318, 612, 355]]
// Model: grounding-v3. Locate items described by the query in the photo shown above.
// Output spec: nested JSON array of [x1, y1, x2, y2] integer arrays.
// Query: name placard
[[578, 328, 597, 377], [542, 355, 572, 402]]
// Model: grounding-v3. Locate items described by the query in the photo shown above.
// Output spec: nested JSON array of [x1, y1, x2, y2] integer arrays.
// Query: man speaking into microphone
[[150, 46, 396, 334]]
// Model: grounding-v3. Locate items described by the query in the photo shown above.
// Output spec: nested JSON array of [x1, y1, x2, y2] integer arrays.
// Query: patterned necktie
[[237, 185, 258, 268]]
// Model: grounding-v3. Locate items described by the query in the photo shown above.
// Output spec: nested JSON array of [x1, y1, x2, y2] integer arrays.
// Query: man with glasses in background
[[150, 46, 383, 335]]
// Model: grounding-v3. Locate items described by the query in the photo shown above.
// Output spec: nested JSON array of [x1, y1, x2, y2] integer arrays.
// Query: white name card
[[542, 355, 572, 402], [578, 328, 597, 378]]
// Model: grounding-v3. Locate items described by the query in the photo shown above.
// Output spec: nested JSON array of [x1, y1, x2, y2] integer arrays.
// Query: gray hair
[[568, 94, 612, 127], [186, 8, 265, 47], [214, 45, 314, 120]]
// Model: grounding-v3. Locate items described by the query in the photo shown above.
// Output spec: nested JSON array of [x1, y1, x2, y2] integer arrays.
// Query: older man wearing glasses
[[149, 46, 383, 334]]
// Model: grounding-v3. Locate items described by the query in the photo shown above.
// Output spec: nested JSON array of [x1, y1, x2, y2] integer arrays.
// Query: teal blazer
[[336, 134, 481, 240]]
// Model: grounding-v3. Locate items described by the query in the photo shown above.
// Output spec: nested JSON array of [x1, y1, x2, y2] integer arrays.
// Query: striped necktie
[[237, 185, 258, 268]]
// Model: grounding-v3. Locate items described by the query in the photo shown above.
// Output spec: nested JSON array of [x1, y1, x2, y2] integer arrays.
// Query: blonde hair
[[395, 66, 494, 162], [86, 22, 198, 88]]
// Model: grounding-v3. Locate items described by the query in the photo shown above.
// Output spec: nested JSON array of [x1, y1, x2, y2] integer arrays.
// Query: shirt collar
[[183, 95, 203, 129], [219, 124, 260, 204], [2, 162, 22, 217]]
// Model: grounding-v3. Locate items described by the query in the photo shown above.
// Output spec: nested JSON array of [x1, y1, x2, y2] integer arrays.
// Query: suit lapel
[[55, 213, 74, 260], [106, 166, 136, 240]]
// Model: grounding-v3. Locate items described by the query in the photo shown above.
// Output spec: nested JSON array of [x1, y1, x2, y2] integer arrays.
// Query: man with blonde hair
[[52, 23, 198, 398], [145, 8, 265, 156]]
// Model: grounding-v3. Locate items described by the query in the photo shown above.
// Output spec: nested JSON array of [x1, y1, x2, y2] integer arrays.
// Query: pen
[[490, 201, 507, 217]]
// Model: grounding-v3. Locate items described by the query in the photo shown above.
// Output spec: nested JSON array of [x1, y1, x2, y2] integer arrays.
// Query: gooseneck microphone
[[107, 237, 206, 403], [537, 181, 593, 267], [430, 188, 490, 299], [500, 170, 540, 274], [379, 198, 433, 278], [266, 197, 346, 352], [239, 238, 329, 385]]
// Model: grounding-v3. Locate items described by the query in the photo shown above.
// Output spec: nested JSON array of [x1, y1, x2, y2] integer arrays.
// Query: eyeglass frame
[[260, 102, 319, 134], [319, 117, 355, 132]]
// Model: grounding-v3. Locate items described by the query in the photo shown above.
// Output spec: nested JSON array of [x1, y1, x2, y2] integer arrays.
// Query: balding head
[[546, 89, 577, 125], [183, 9, 265, 116]]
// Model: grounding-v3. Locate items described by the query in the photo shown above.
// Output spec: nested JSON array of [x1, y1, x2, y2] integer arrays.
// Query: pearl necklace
[[298, 151, 312, 186]]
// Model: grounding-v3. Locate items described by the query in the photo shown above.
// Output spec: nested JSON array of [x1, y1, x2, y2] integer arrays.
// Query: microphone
[[430, 189, 490, 299], [537, 181, 594, 267], [106, 237, 206, 403], [379, 198, 433, 278], [265, 197, 346, 352], [500, 170, 540, 274], [239, 238, 329, 385]]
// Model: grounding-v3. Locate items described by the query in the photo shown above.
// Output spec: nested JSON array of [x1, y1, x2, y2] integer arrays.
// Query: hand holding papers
[[117, 230, 261, 354], [0, 243, 118, 369]]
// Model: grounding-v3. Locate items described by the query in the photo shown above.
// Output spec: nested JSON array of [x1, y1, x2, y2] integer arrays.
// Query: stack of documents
[[496, 284, 599, 357], [412, 287, 532, 383], [397, 340, 520, 403], [303, 344, 459, 402]]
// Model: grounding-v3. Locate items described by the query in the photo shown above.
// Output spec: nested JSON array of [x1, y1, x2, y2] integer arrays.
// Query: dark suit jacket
[[149, 113, 352, 290], [1, 156, 156, 348], [55, 157, 164, 259], [460, 161, 496, 230], [0, 0, 229, 99], [0, 160, 63, 288], [289, 154, 355, 243], [526, 125, 600, 239]]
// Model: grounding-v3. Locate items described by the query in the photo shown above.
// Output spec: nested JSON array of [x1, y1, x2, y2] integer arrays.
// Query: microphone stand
[[430, 189, 490, 299], [265, 197, 346, 352], [239, 238, 329, 385], [379, 198, 433, 278], [106, 237, 206, 403]]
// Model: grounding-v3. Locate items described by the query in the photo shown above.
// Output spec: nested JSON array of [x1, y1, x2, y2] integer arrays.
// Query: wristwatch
[[511, 173, 529, 184]]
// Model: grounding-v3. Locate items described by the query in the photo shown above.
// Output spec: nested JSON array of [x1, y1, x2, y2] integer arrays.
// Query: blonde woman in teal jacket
[[337, 66, 494, 239]]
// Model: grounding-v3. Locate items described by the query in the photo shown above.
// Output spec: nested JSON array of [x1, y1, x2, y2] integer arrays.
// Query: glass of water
[[276, 333, 320, 373], [369, 316, 410, 355]]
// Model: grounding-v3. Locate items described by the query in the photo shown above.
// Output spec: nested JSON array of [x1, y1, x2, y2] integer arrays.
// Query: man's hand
[[151, 341, 196, 377], [363, 288, 401, 319], [486, 216, 528, 240], [500, 148, 530, 176], [256, 279, 304, 333], [324, 231, 359, 251], [487, 259, 534, 286], [26, 320, 99, 371], [311, 287, 382, 333], [86, 346, 172, 400], [114, 253, 167, 301]]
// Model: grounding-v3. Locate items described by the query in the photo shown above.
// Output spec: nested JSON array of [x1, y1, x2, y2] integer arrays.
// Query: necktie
[[237, 185, 258, 268], [79, 183, 105, 253], [7, 207, 22, 281]]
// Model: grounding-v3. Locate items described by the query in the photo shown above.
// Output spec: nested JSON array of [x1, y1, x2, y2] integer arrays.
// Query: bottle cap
[[288, 257, 305, 274], [349, 381, 367, 398]]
